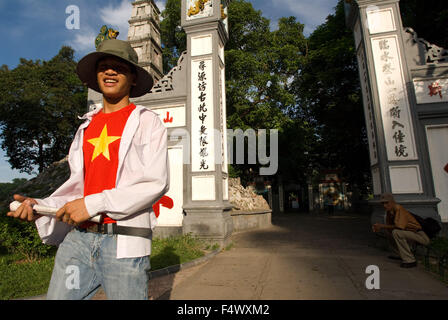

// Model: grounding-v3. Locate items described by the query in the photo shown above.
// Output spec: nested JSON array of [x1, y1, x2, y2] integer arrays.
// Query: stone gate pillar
[[344, 0, 441, 223], [180, 0, 233, 245]]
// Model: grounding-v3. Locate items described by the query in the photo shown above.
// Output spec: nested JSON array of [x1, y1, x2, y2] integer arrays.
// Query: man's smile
[[103, 77, 119, 87]]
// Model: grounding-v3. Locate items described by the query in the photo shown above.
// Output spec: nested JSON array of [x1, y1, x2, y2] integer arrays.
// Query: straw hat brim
[[76, 51, 153, 98]]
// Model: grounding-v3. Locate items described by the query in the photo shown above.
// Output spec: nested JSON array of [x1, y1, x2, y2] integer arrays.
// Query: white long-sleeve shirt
[[35, 104, 170, 259]]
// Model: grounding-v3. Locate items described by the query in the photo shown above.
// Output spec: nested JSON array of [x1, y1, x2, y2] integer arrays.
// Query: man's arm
[[372, 223, 395, 232]]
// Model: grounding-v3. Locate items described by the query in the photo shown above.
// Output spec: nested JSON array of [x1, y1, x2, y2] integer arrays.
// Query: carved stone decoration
[[149, 51, 187, 94], [186, 0, 213, 20], [95, 25, 119, 49], [405, 28, 448, 64]]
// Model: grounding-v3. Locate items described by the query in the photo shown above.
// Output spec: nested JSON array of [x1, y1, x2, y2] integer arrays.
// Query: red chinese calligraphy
[[163, 111, 173, 123], [428, 81, 443, 99], [152, 195, 174, 218]]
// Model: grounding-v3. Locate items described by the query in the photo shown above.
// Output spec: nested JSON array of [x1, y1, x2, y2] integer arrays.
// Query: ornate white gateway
[[345, 0, 448, 226]]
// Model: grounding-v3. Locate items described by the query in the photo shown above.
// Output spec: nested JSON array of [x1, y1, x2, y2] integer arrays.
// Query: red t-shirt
[[82, 103, 136, 226]]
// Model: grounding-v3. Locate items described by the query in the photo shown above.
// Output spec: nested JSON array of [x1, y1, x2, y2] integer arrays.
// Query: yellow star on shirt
[[87, 124, 121, 162]]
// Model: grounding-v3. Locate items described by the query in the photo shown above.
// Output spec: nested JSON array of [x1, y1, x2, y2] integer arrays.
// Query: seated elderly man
[[372, 193, 430, 268]]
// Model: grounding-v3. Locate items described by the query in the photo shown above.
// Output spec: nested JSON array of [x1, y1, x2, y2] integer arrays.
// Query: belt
[[76, 223, 152, 239]]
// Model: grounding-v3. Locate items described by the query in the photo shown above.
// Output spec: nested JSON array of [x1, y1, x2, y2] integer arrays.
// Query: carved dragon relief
[[95, 25, 119, 49], [405, 27, 448, 64], [187, 0, 228, 20], [187, 0, 210, 17], [149, 51, 187, 94]]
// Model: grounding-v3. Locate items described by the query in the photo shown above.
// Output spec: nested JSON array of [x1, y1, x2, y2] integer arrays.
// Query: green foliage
[[429, 237, 448, 258], [147, 234, 206, 271], [292, 0, 371, 192], [0, 179, 28, 202], [228, 164, 243, 179], [160, 0, 311, 183], [399, 0, 448, 48], [0, 210, 55, 262], [0, 234, 209, 300], [0, 253, 55, 300], [0, 46, 87, 175], [0, 178, 55, 262], [225, 1, 311, 182], [160, 0, 186, 73]]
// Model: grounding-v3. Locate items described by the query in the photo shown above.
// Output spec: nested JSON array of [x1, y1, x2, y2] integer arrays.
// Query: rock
[[228, 178, 270, 212]]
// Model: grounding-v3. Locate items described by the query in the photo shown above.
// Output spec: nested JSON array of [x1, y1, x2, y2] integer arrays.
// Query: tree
[[399, 0, 448, 48], [160, 0, 186, 73], [0, 46, 87, 174], [292, 1, 371, 191], [160, 0, 312, 184], [225, 1, 310, 183]]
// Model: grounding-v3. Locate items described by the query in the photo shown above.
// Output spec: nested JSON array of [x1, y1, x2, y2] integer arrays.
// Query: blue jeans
[[46, 228, 150, 300]]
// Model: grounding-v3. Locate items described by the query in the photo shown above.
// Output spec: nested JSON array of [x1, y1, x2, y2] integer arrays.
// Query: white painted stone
[[220, 65, 228, 173], [134, 45, 143, 60], [371, 35, 417, 161], [157, 147, 184, 226], [191, 35, 213, 57], [372, 167, 382, 195], [191, 58, 215, 172], [219, 43, 225, 64], [366, 7, 396, 34], [413, 78, 448, 104], [223, 177, 228, 200], [152, 105, 186, 128], [425, 125, 448, 222], [389, 165, 423, 194], [192, 175, 216, 201]]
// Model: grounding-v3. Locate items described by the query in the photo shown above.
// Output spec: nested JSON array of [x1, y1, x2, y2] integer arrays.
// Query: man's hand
[[372, 223, 382, 233], [7, 194, 40, 222], [56, 198, 90, 226]]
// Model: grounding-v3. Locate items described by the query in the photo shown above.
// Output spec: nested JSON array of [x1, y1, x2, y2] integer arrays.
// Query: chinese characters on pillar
[[378, 39, 408, 158], [372, 36, 417, 161], [198, 61, 209, 170], [192, 59, 215, 171]]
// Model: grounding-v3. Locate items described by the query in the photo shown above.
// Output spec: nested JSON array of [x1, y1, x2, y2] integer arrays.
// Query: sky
[[0, 0, 338, 182]]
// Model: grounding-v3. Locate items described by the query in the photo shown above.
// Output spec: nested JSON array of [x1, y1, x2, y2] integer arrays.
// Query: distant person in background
[[372, 193, 430, 268], [324, 184, 339, 215]]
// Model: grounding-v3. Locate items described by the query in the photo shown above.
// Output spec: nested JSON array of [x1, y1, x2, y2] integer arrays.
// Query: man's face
[[96, 57, 136, 99], [383, 200, 394, 211]]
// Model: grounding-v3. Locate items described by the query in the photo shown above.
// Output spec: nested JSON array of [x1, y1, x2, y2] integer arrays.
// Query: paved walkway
[[147, 212, 448, 300]]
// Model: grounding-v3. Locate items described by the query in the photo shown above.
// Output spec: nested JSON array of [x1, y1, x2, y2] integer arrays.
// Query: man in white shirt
[[7, 39, 169, 299]]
